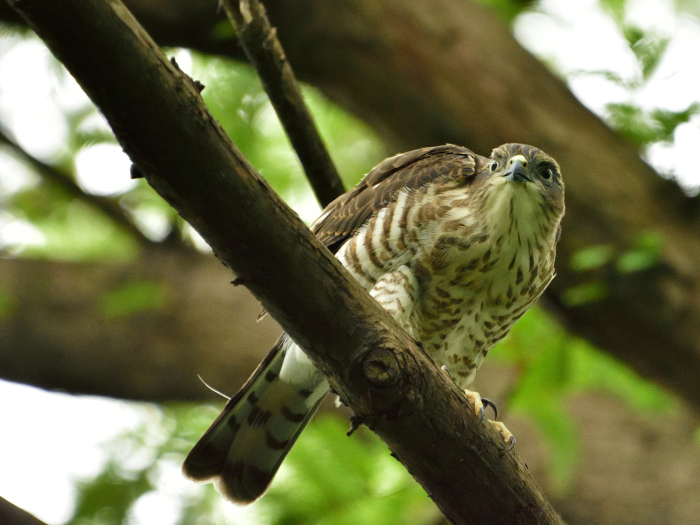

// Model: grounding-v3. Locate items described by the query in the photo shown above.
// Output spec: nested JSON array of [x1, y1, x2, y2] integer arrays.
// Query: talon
[[440, 365, 452, 379], [481, 397, 498, 420], [489, 420, 515, 450], [462, 389, 484, 419], [347, 415, 365, 436]]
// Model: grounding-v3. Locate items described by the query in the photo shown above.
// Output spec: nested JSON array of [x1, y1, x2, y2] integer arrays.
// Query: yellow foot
[[462, 388, 485, 419], [489, 420, 516, 451]]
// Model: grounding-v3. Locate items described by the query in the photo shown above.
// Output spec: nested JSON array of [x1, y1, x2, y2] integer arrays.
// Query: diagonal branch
[[7, 0, 559, 522], [220, 0, 345, 207], [0, 126, 152, 245], [0, 496, 48, 525]]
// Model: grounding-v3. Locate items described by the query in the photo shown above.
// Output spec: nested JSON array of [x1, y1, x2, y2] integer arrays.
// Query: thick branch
[[0, 249, 281, 401], [6, 0, 558, 522], [220, 0, 344, 207]]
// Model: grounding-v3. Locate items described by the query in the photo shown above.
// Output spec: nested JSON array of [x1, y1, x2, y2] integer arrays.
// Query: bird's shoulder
[[312, 144, 479, 252]]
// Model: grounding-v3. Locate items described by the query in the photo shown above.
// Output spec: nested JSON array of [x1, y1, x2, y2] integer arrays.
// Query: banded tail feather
[[183, 336, 329, 503]]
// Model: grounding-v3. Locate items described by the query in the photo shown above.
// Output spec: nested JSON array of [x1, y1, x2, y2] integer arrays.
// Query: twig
[[0, 127, 152, 245], [219, 0, 345, 207]]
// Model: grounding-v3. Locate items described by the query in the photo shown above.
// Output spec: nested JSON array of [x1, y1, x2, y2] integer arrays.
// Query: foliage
[[64, 406, 438, 525], [578, 2, 700, 151], [477, 0, 538, 22], [494, 307, 675, 494], [561, 231, 663, 306], [100, 280, 171, 319]]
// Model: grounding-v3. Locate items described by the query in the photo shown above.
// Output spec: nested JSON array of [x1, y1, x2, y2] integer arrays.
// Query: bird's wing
[[312, 144, 478, 253]]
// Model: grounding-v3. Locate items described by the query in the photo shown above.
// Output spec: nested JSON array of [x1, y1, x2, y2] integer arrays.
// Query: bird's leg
[[439, 367, 514, 449], [462, 388, 485, 421], [462, 388, 515, 450]]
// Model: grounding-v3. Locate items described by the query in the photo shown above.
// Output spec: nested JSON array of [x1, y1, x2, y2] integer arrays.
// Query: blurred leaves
[[0, 289, 13, 317], [569, 245, 614, 272], [495, 306, 675, 493], [65, 406, 438, 525], [606, 101, 700, 148], [477, 0, 538, 23], [265, 418, 437, 525], [193, 54, 385, 217], [562, 232, 663, 305], [560, 280, 608, 307], [100, 280, 170, 319]]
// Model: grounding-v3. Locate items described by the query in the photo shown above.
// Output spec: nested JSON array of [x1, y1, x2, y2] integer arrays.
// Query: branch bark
[[6, 0, 559, 522], [0, 249, 281, 401], [0, 496, 48, 525], [220, 0, 344, 207]]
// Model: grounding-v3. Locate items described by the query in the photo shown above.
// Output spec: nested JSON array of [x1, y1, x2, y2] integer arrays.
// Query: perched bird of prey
[[183, 143, 565, 504]]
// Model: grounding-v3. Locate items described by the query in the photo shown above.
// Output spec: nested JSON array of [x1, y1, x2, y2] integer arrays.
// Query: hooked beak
[[503, 155, 531, 183]]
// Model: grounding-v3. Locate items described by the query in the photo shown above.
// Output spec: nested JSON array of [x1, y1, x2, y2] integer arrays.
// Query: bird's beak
[[503, 155, 531, 183]]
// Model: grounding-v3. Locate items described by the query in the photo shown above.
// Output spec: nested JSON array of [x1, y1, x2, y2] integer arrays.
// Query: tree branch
[[0, 496, 48, 525], [220, 0, 344, 207], [6, 0, 558, 522], [0, 126, 152, 245]]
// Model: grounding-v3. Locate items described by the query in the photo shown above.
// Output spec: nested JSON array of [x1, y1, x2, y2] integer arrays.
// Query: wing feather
[[312, 144, 477, 253]]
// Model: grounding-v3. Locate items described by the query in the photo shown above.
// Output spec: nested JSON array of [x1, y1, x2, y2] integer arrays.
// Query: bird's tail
[[182, 336, 328, 504]]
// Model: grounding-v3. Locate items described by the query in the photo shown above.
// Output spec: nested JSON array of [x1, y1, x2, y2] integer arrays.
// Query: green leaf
[[507, 336, 580, 494], [67, 464, 153, 525], [100, 280, 170, 319], [560, 280, 608, 307], [605, 102, 658, 146], [570, 245, 614, 272], [616, 231, 662, 273], [569, 338, 674, 413], [522, 399, 580, 494], [623, 25, 669, 81], [650, 103, 700, 144], [475, 0, 537, 23], [598, 0, 628, 25], [0, 290, 14, 317]]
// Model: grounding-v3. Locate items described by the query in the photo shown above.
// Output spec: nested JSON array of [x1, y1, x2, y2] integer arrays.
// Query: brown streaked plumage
[[183, 143, 565, 504]]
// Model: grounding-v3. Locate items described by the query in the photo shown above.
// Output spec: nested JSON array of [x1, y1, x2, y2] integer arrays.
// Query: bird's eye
[[490, 161, 499, 172], [540, 167, 553, 180]]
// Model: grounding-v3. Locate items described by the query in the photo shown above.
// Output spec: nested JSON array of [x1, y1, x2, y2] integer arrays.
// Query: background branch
[[0, 126, 151, 245], [220, 0, 344, 207], [6, 0, 559, 522]]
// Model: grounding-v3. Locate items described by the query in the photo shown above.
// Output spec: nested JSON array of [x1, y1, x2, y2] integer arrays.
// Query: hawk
[[183, 143, 565, 504]]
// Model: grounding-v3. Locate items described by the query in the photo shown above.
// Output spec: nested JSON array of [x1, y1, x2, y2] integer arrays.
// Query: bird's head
[[479, 143, 565, 243]]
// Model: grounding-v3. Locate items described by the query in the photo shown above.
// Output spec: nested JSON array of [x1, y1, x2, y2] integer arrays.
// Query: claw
[[489, 420, 515, 450], [481, 397, 498, 420]]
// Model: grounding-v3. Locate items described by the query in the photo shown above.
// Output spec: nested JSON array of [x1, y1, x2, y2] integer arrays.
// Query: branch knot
[[363, 347, 400, 386]]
